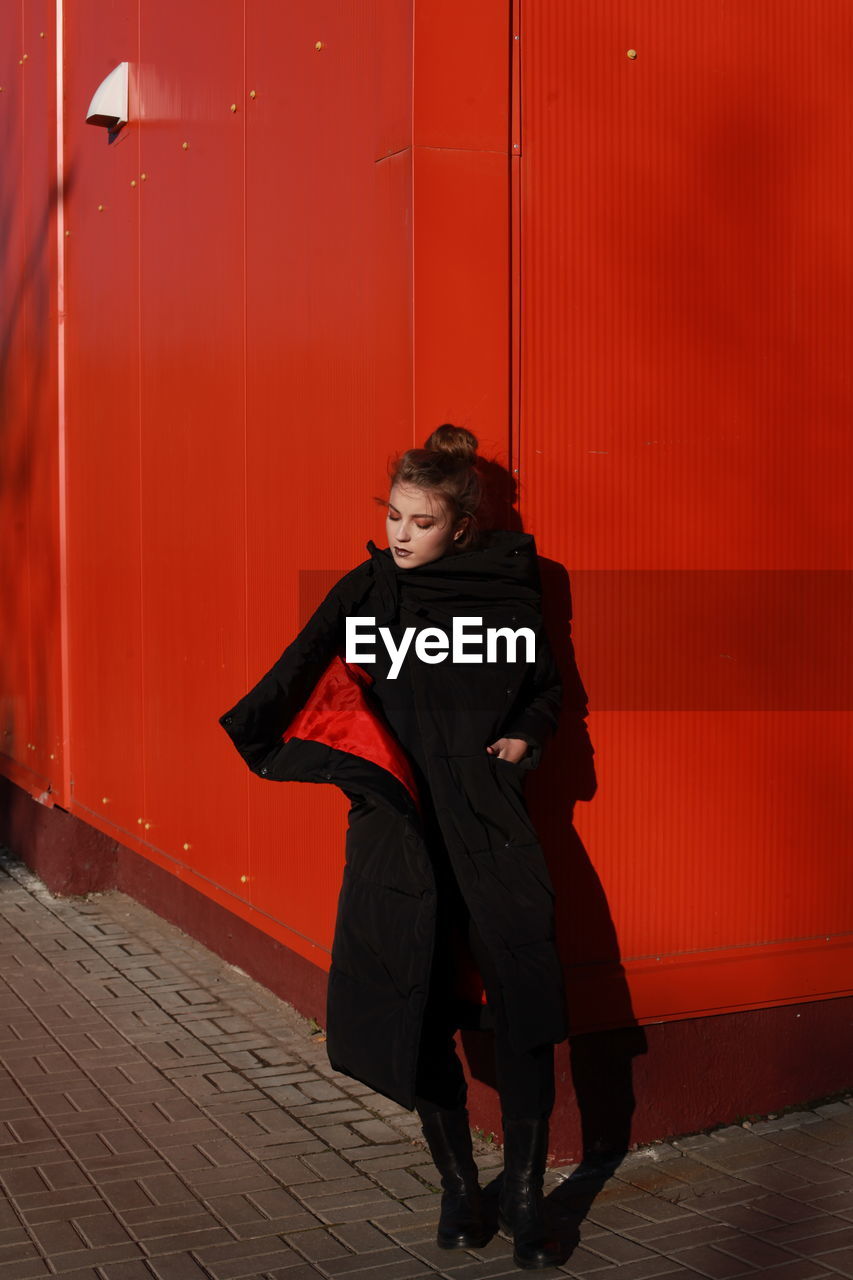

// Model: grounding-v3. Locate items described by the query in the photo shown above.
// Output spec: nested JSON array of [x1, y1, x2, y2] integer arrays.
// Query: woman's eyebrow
[[388, 504, 435, 519]]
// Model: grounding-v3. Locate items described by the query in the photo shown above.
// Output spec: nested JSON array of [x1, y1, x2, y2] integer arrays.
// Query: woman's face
[[386, 482, 466, 568]]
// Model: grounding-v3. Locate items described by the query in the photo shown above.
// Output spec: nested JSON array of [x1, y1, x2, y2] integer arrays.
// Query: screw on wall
[[230, 103, 237, 112], [627, 49, 638, 59], [140, 172, 147, 181], [182, 842, 191, 851], [314, 41, 324, 51], [249, 89, 256, 99], [182, 141, 188, 150]]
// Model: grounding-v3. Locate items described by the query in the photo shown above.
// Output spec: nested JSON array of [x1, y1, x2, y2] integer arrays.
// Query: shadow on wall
[[0, 90, 75, 797], [535, 550, 648, 1168], [462, 457, 647, 1167]]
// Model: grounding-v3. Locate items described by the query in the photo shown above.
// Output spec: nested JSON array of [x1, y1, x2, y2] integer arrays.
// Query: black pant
[[412, 803, 556, 1123]]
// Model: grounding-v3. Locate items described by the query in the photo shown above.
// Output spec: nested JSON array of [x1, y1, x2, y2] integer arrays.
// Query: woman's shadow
[[460, 457, 649, 1253]]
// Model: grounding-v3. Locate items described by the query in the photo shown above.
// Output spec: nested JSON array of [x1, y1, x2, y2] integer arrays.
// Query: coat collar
[[365, 529, 544, 624], [279, 534, 546, 818]]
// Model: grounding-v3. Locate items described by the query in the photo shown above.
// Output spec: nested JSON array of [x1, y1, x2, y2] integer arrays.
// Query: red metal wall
[[0, 2, 64, 803], [58, 1, 420, 967], [2, 1, 516, 977], [1, 0, 850, 1074], [518, 1, 853, 1028]]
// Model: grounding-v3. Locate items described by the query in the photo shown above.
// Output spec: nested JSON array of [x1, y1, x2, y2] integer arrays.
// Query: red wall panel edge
[[69, 797, 332, 971], [54, 0, 71, 809], [69, 789, 853, 1027], [567, 935, 853, 1035], [0, 757, 57, 804]]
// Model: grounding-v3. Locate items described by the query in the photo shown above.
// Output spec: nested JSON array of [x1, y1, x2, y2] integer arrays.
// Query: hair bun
[[423, 423, 479, 464]]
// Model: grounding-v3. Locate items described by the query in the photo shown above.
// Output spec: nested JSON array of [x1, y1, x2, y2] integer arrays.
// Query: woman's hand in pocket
[[485, 736, 529, 764]]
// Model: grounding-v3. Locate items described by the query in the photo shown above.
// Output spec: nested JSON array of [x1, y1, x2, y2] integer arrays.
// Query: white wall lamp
[[86, 62, 129, 138]]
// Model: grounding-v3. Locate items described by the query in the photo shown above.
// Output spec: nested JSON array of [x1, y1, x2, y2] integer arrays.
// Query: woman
[[219, 425, 568, 1268]]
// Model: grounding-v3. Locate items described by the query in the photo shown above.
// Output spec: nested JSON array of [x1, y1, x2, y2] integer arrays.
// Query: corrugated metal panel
[[22, 1, 62, 793], [243, 2, 415, 962], [413, 0, 513, 477], [518, 0, 853, 1027], [0, 5, 31, 780], [64, 1, 144, 833], [51, 1, 434, 974], [0, 1, 64, 800], [134, 1, 248, 896]]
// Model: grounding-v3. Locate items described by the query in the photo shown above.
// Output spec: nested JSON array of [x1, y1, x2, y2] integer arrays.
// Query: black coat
[[219, 529, 568, 1110]]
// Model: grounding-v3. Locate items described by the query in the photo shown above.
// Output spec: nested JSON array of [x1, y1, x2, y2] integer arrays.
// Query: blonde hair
[[376, 424, 483, 551]]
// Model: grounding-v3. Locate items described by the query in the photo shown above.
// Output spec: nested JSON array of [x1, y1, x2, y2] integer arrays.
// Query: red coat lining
[[282, 654, 421, 809]]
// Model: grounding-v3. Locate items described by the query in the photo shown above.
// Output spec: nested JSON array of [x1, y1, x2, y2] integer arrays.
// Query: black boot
[[498, 1116, 567, 1268], [418, 1105, 491, 1249]]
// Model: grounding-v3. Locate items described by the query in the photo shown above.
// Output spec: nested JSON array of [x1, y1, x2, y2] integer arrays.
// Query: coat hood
[[365, 529, 545, 625]]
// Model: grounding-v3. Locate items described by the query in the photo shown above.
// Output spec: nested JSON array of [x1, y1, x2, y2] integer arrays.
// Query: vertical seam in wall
[[508, 0, 516, 514], [242, 0, 251, 873], [137, 0, 146, 827], [242, 1, 248, 689], [21, 0, 32, 775], [510, 0, 523, 527], [411, 0, 416, 444], [55, 0, 72, 806], [23, 0, 34, 784]]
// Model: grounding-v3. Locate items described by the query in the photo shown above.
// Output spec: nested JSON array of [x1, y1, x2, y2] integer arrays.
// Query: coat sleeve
[[500, 621, 562, 767], [218, 579, 345, 780]]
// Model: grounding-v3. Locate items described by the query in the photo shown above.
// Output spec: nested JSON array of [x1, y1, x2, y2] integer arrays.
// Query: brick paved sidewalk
[[1, 850, 852, 1280]]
